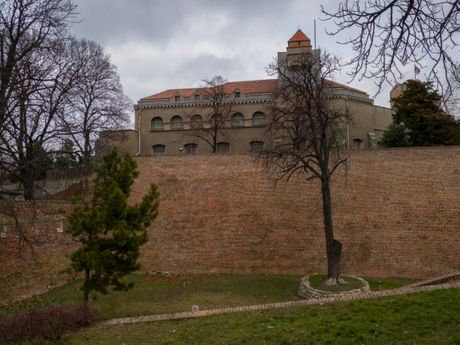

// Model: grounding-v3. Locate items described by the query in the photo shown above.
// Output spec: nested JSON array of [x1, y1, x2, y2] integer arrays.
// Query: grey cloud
[[179, 54, 245, 85], [72, 0, 295, 46], [72, 0, 189, 45], [70, 0, 393, 106]]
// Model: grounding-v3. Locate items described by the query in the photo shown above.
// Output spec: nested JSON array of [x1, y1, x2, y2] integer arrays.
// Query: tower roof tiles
[[288, 29, 311, 43]]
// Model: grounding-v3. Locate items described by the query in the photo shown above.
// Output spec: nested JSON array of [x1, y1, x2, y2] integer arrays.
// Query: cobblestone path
[[99, 281, 460, 326]]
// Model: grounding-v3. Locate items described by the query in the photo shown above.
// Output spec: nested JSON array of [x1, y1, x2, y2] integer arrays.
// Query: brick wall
[[0, 202, 77, 304], [131, 147, 460, 279], [1, 147, 459, 304]]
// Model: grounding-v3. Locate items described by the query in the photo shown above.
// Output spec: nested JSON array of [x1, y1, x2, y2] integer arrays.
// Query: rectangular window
[[194, 94, 200, 101], [175, 95, 180, 102], [235, 91, 241, 99]]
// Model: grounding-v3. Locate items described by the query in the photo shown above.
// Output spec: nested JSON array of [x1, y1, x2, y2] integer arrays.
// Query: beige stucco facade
[[135, 100, 274, 155], [130, 97, 392, 155], [330, 97, 393, 150]]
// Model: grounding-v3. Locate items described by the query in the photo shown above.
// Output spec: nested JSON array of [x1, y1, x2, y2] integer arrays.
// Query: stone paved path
[[99, 281, 460, 326]]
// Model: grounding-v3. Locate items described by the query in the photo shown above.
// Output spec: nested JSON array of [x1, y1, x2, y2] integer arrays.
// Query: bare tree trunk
[[83, 267, 90, 306], [212, 134, 217, 153], [82, 130, 92, 164], [22, 173, 35, 200], [320, 176, 344, 285]]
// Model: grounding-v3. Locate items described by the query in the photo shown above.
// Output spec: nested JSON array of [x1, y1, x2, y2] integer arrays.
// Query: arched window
[[191, 114, 203, 128], [152, 144, 166, 156], [252, 112, 266, 126], [231, 113, 245, 127], [216, 142, 230, 153], [171, 115, 184, 129], [250, 140, 264, 153], [151, 117, 164, 131], [184, 143, 197, 154]]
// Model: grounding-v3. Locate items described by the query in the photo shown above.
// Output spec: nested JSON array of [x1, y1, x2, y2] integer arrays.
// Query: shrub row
[[0, 305, 96, 343]]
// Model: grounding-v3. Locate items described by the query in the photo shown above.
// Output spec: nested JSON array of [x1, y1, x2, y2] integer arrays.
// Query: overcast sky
[[70, 0, 406, 109]]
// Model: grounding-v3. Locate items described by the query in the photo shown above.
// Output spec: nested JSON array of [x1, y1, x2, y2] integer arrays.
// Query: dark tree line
[[0, 0, 130, 200], [322, 0, 460, 102]]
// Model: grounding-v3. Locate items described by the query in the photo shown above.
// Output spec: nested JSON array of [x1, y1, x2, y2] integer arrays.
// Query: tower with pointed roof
[[287, 30, 312, 53], [277, 29, 321, 88], [286, 30, 319, 61]]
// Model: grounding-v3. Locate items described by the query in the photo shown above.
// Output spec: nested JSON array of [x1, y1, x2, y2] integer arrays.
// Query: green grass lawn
[[0, 274, 417, 321], [0, 274, 303, 319], [9, 288, 459, 345], [366, 277, 417, 290]]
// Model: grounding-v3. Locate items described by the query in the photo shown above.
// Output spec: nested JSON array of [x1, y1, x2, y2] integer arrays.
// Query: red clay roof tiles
[[142, 79, 278, 101], [288, 29, 311, 42], [141, 78, 367, 101]]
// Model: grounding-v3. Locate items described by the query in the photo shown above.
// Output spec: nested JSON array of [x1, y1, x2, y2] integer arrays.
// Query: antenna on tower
[[314, 19, 317, 49]]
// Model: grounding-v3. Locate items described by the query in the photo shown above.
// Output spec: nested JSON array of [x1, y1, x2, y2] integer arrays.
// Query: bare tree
[[263, 51, 349, 285], [0, 1, 129, 199], [0, 0, 77, 199], [0, 38, 83, 199], [0, 0, 77, 133], [322, 0, 460, 100], [188, 76, 234, 153], [60, 38, 131, 164]]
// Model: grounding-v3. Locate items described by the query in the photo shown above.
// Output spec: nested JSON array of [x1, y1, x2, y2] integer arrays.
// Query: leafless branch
[[186, 76, 235, 153], [322, 0, 460, 101]]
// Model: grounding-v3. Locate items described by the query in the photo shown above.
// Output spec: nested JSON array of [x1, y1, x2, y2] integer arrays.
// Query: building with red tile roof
[[102, 30, 392, 156]]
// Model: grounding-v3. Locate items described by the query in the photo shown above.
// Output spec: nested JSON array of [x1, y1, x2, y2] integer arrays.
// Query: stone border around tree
[[298, 274, 370, 299]]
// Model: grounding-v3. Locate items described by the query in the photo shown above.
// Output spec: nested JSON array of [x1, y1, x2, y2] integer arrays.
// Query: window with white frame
[[191, 114, 203, 128], [252, 112, 266, 126], [231, 113, 245, 127], [171, 115, 184, 129], [151, 117, 164, 131]]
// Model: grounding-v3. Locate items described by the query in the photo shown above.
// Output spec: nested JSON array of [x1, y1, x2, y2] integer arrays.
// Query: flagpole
[[414, 65, 420, 80]]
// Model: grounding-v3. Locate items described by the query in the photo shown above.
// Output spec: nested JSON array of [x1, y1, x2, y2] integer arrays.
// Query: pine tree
[[66, 149, 159, 305], [388, 80, 460, 146], [53, 139, 79, 169], [382, 123, 409, 147]]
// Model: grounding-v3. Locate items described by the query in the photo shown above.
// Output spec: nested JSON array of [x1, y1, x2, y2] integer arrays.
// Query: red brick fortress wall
[[131, 147, 460, 279], [1, 147, 459, 305]]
